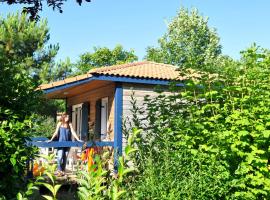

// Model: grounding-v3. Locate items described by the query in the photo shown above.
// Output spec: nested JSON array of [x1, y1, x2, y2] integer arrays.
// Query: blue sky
[[1, 0, 270, 62]]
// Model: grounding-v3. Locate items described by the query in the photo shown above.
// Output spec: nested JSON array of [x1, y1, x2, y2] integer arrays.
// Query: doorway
[[100, 97, 108, 140]]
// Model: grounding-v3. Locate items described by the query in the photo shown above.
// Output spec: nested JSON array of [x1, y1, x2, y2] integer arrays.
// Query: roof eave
[[93, 74, 182, 86], [42, 74, 184, 98]]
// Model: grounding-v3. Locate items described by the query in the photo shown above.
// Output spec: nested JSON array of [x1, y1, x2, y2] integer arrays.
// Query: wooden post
[[114, 83, 123, 172]]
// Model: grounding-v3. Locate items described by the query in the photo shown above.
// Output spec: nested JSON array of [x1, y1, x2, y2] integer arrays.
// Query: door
[[100, 97, 108, 141], [72, 104, 82, 139]]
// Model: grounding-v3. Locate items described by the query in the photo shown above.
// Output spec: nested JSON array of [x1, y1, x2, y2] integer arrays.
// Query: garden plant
[[124, 44, 270, 199]]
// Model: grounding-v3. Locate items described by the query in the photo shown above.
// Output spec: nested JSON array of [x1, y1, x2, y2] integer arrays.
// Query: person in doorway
[[48, 113, 83, 176]]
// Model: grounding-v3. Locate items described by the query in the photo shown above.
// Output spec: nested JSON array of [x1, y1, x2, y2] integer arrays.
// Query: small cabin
[[39, 61, 182, 154]]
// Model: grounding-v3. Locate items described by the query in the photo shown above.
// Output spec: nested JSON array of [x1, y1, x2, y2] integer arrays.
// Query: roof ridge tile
[[88, 61, 149, 74]]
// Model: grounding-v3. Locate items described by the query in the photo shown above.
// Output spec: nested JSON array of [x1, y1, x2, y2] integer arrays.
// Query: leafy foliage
[[15, 153, 62, 200], [40, 57, 75, 83], [31, 115, 56, 138], [124, 90, 230, 199], [0, 110, 37, 199], [2, 0, 91, 20], [75, 45, 138, 74], [127, 148, 229, 199], [129, 44, 270, 199], [38, 154, 62, 200], [146, 7, 222, 72], [0, 12, 58, 119], [77, 154, 107, 200], [77, 128, 139, 200], [0, 11, 65, 135], [0, 13, 59, 199], [16, 176, 42, 200]]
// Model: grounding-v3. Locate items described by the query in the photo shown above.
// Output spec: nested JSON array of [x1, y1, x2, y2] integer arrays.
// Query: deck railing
[[29, 137, 114, 148], [27, 137, 115, 177]]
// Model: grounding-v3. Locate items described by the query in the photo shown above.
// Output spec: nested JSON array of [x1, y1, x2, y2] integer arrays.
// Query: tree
[[0, 12, 59, 198], [0, 12, 58, 119], [2, 0, 91, 20], [146, 7, 222, 72], [75, 45, 138, 74], [40, 57, 75, 83]]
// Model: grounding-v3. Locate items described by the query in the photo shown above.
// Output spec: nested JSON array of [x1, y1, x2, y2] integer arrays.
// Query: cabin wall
[[122, 83, 172, 132], [67, 82, 115, 141]]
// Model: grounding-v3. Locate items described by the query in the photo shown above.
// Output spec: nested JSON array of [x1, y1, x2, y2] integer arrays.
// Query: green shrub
[[0, 110, 37, 199], [126, 148, 229, 199], [32, 115, 56, 138], [76, 129, 139, 200], [126, 45, 270, 199], [125, 104, 230, 199]]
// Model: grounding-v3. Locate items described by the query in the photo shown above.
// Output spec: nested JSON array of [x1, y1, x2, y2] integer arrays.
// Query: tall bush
[[0, 12, 57, 199], [126, 44, 270, 199], [0, 110, 37, 199]]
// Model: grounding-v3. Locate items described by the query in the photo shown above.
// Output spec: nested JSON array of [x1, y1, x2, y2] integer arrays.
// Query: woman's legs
[[57, 148, 64, 171], [61, 148, 69, 171]]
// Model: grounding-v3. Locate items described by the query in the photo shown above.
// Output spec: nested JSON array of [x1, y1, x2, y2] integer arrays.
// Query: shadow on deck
[[51, 170, 78, 184]]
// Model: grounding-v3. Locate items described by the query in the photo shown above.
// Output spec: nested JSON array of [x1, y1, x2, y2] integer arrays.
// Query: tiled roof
[[38, 74, 92, 90], [38, 61, 181, 90], [89, 61, 179, 80]]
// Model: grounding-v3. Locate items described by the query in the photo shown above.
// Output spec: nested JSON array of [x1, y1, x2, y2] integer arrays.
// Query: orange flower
[[87, 148, 95, 171], [33, 162, 38, 171], [33, 161, 45, 176], [81, 152, 86, 161]]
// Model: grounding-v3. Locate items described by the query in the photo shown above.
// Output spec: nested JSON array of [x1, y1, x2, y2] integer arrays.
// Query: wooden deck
[[53, 171, 78, 185]]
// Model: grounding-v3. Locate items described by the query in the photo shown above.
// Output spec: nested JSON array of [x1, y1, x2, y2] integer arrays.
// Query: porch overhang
[[41, 75, 180, 99]]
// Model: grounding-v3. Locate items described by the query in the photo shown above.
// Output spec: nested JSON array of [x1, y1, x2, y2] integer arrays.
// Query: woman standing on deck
[[48, 113, 83, 176]]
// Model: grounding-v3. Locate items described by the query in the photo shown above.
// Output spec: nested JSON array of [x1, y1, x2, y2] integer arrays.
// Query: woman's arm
[[69, 123, 83, 142], [48, 122, 61, 142]]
